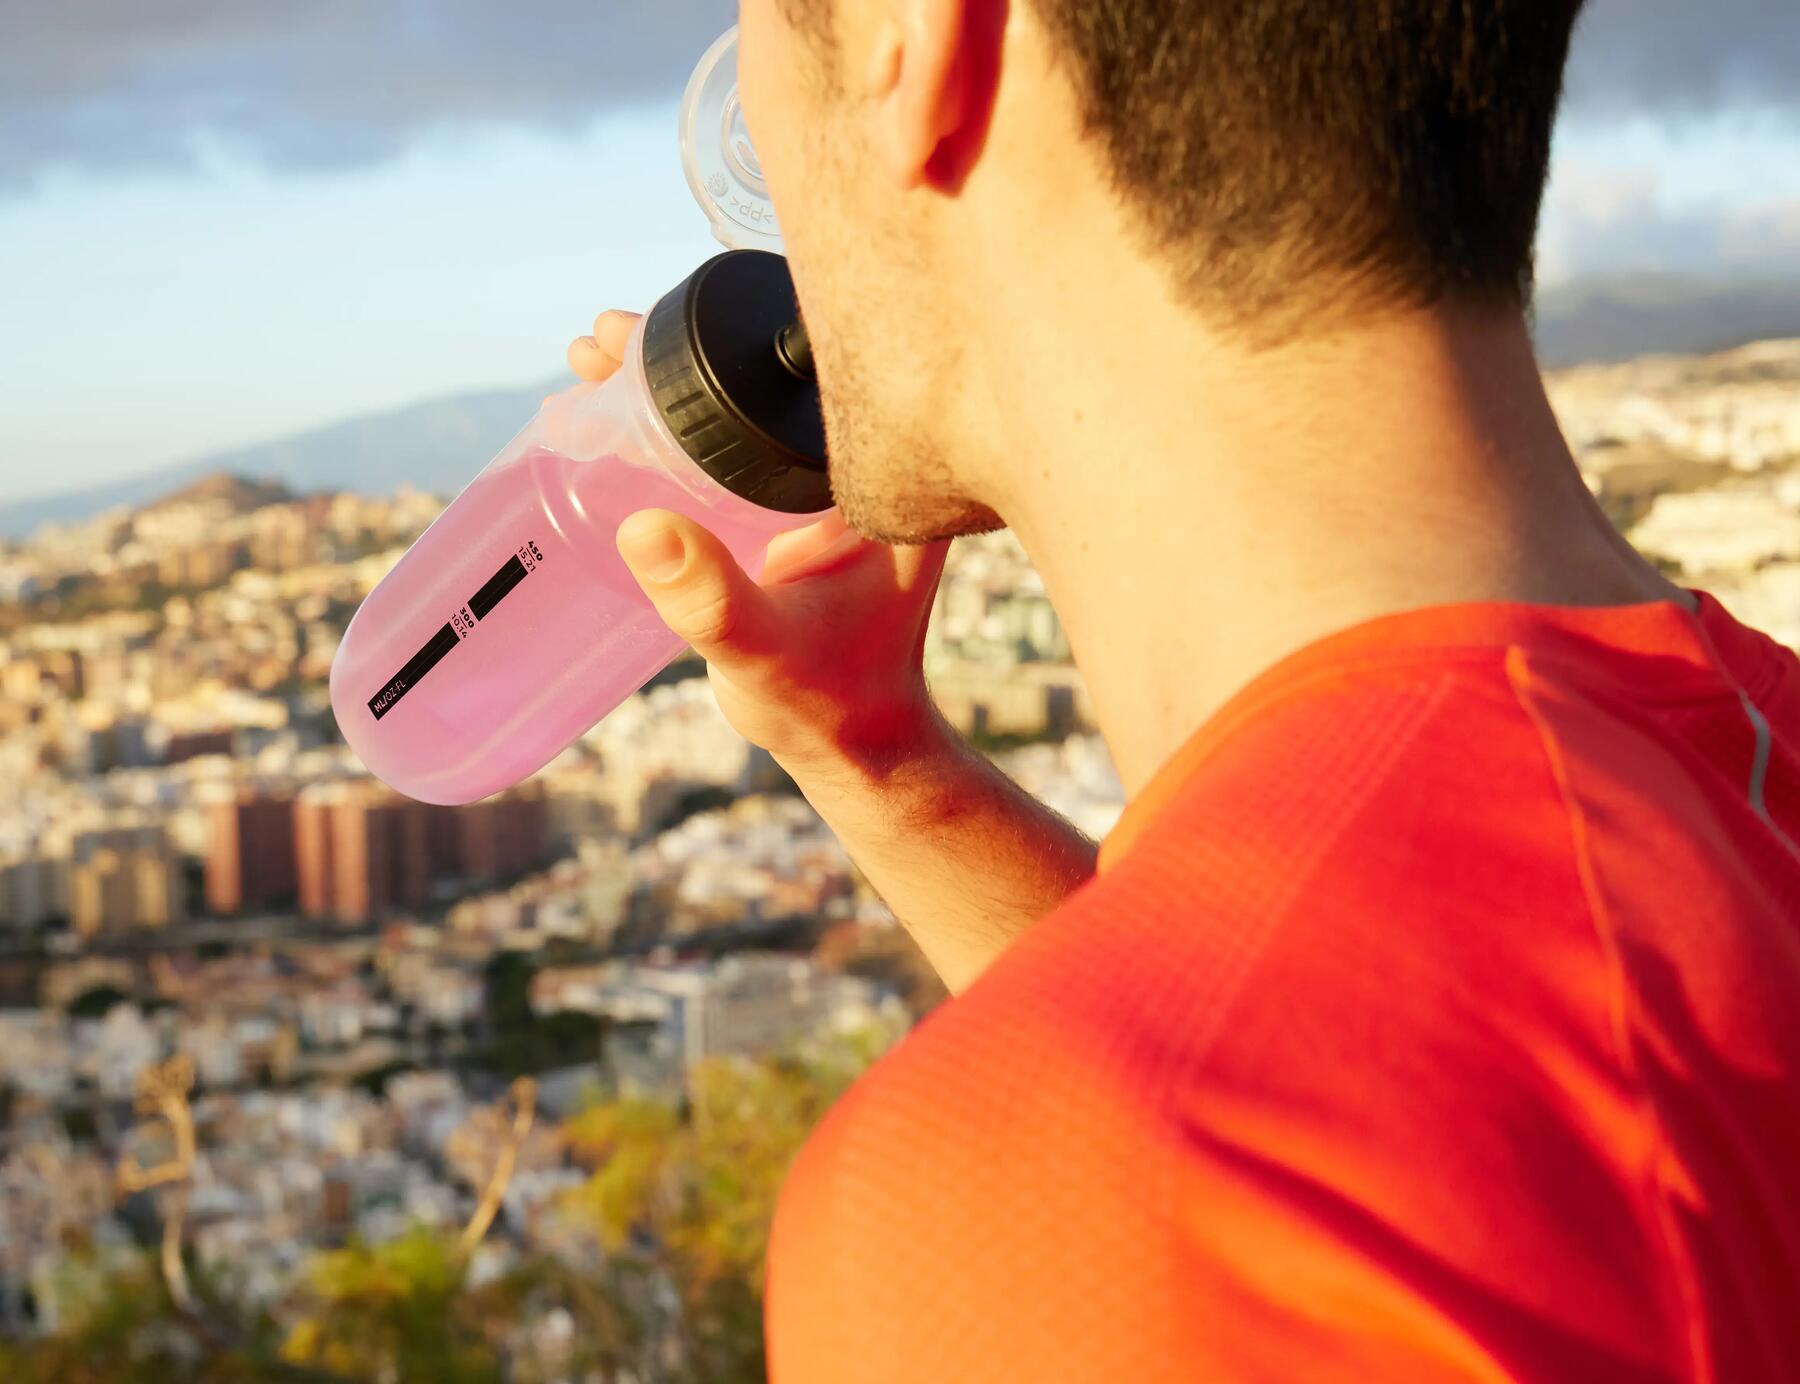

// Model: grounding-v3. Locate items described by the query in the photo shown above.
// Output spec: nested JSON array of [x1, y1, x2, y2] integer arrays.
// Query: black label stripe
[[469, 554, 528, 620], [366, 551, 538, 722], [368, 622, 459, 721]]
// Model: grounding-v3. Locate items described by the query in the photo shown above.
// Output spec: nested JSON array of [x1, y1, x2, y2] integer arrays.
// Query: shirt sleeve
[[768, 670, 1687, 1384]]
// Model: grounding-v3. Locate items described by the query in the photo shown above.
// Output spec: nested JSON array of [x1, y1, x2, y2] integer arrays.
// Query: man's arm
[[776, 709, 1097, 992], [612, 504, 1097, 995], [572, 307, 1094, 991]]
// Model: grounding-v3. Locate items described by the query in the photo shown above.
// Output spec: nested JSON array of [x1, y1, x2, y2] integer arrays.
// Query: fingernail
[[618, 520, 687, 583]]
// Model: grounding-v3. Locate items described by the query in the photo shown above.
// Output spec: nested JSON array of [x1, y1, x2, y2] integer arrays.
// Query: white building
[[592, 954, 900, 1091], [1630, 486, 1800, 576]]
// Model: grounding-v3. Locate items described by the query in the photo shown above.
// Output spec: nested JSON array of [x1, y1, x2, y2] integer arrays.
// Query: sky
[[1, 0, 1798, 505]]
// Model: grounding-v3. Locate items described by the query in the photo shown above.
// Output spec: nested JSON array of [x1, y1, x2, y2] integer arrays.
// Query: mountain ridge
[[0, 378, 560, 540], [6, 273, 1800, 539], [1532, 274, 1800, 369]]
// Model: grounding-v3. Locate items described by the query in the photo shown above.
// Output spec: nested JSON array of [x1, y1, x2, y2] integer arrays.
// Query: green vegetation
[[476, 953, 605, 1078], [0, 1254, 298, 1384], [279, 1229, 629, 1383], [558, 1038, 878, 1382], [643, 783, 739, 837], [67, 986, 132, 1020], [349, 1060, 418, 1098], [966, 724, 1067, 755], [2, 1036, 891, 1382]]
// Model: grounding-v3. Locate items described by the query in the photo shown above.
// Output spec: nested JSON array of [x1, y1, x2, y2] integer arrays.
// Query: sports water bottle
[[330, 28, 832, 805]]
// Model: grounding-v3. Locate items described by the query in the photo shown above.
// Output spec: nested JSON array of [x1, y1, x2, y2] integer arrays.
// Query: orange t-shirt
[[766, 592, 1800, 1383]]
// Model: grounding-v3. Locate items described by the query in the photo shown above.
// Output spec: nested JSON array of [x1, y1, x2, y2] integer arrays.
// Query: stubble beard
[[812, 332, 1006, 547]]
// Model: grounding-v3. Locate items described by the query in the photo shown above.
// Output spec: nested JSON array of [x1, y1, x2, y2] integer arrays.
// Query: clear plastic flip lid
[[680, 27, 785, 253]]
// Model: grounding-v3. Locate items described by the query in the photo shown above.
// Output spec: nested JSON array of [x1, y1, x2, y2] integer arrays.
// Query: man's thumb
[[615, 509, 773, 661]]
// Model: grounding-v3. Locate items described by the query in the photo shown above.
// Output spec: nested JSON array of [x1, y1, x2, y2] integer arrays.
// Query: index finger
[[592, 308, 639, 354], [762, 511, 861, 585], [566, 309, 642, 381]]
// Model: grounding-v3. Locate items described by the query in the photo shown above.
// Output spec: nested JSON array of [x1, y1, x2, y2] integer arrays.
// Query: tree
[[561, 1030, 891, 1382], [67, 986, 131, 1020], [0, 1250, 297, 1384], [6, 1031, 899, 1382], [279, 1229, 498, 1383], [481, 951, 603, 1076], [278, 1228, 648, 1383]]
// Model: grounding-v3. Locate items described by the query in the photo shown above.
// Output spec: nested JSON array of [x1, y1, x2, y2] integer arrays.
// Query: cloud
[[1562, 0, 1800, 122], [0, 0, 734, 193], [1538, 163, 1800, 285], [2, 0, 1794, 198]]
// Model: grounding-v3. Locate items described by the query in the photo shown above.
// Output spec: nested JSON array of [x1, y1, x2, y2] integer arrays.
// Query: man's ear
[[870, 0, 1004, 191]]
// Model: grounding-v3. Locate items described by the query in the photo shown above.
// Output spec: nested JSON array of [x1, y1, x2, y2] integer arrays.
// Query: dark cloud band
[[0, 0, 734, 193], [1564, 0, 1800, 121], [0, 0, 1792, 195]]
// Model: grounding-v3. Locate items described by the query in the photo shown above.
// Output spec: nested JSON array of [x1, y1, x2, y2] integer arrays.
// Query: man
[[569, 0, 1800, 1378]]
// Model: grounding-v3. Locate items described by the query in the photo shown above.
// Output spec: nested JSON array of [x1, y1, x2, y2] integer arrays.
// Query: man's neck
[[979, 273, 1688, 797]]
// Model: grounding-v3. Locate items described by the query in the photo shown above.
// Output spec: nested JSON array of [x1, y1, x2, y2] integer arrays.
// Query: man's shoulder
[[1084, 650, 1594, 977], [774, 652, 1672, 1375], [774, 622, 1800, 1383], [856, 653, 1619, 1151], [851, 656, 1597, 1118]]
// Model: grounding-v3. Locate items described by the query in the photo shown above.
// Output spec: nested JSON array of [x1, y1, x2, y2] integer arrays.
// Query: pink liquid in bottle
[[332, 271, 832, 805], [338, 26, 831, 809]]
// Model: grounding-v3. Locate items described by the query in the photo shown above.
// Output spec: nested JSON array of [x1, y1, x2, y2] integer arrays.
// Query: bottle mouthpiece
[[774, 318, 815, 381], [680, 27, 784, 254]]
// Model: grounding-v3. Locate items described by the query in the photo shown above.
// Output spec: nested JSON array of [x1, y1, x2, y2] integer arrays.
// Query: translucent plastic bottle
[[330, 30, 832, 805]]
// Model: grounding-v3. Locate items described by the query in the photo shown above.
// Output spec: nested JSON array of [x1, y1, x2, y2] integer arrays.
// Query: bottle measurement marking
[[367, 541, 544, 722]]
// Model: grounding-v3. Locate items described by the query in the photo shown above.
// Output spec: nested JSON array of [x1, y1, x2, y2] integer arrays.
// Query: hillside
[[144, 473, 297, 514], [0, 379, 558, 538]]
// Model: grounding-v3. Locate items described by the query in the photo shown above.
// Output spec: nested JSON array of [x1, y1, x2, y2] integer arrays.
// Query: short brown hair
[[787, 1, 1586, 338]]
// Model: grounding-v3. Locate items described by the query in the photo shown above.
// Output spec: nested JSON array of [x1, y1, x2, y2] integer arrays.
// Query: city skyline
[[0, 449, 1104, 1359]]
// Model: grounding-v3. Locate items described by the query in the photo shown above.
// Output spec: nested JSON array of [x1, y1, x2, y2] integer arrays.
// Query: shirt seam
[[1208, 646, 1745, 770], [1683, 606, 1800, 865], [1103, 645, 1740, 872], [1503, 644, 1709, 1384]]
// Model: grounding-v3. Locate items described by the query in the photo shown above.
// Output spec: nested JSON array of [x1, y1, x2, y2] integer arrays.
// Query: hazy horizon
[[2, 0, 1798, 506]]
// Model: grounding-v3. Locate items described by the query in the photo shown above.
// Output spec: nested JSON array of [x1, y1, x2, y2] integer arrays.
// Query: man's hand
[[568, 310, 1097, 992], [571, 309, 952, 784]]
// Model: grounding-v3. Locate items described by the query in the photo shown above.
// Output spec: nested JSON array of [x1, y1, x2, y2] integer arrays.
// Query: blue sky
[[1, 0, 1797, 505]]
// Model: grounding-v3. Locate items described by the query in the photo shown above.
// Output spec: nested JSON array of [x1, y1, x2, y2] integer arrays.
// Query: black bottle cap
[[641, 250, 833, 515]]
